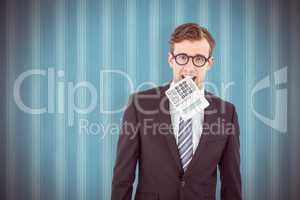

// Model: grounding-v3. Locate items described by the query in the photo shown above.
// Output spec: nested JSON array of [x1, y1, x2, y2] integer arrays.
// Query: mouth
[[181, 75, 196, 82]]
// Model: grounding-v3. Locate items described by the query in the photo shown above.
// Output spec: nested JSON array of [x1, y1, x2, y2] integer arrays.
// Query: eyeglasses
[[171, 52, 210, 68]]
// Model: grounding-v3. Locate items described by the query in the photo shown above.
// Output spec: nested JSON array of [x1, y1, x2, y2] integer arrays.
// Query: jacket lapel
[[184, 91, 217, 177], [158, 83, 183, 173]]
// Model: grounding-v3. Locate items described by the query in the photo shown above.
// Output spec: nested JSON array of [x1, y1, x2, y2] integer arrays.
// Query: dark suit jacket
[[111, 83, 241, 200]]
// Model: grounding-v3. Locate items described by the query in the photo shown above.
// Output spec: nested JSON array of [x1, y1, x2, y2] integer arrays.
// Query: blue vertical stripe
[[6, 0, 16, 199], [244, 0, 256, 199], [219, 0, 231, 101], [289, 0, 300, 198], [270, 0, 280, 199], [174, 0, 184, 25], [76, 0, 88, 200], [100, 0, 112, 199], [30, 0, 41, 199], [149, 0, 160, 83], [126, 0, 137, 88], [55, 0, 66, 199], [198, 0, 209, 27]]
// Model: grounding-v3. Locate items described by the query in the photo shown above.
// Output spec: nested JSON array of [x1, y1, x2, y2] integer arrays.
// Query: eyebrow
[[174, 52, 207, 57]]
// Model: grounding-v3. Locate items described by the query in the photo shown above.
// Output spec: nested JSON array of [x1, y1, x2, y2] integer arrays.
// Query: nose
[[183, 59, 195, 72]]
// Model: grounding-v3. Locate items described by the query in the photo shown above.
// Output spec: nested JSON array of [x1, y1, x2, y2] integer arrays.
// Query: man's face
[[168, 39, 214, 88]]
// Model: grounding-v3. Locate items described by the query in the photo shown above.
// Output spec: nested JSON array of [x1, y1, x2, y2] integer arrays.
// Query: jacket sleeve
[[219, 106, 242, 200], [111, 94, 140, 200]]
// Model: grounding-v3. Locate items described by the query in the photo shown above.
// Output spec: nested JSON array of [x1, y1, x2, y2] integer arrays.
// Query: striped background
[[0, 0, 300, 199]]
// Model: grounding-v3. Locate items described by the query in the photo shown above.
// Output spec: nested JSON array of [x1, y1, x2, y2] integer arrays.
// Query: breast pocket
[[206, 136, 227, 143], [135, 192, 159, 200], [205, 136, 228, 162]]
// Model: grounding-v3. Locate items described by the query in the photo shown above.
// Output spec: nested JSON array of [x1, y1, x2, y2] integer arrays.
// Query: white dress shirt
[[169, 81, 209, 154]]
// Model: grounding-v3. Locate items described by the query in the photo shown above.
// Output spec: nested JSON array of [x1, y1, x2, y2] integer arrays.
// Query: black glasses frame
[[171, 52, 210, 68]]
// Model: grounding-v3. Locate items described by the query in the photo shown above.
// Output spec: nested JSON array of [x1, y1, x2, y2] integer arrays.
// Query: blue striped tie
[[178, 117, 193, 171]]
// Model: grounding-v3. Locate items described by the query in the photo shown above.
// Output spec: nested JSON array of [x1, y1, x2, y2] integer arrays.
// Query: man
[[111, 23, 241, 200]]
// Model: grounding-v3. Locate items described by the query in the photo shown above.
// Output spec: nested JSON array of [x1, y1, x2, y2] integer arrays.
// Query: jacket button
[[181, 181, 185, 187]]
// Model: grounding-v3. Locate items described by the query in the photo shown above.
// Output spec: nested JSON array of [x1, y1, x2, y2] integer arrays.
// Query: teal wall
[[1, 0, 300, 199]]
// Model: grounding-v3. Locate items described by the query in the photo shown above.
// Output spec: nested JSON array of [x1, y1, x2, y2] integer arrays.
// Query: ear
[[206, 56, 214, 70], [168, 52, 174, 68]]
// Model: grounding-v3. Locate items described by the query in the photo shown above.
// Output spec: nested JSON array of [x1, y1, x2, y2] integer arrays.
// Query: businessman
[[111, 23, 241, 200]]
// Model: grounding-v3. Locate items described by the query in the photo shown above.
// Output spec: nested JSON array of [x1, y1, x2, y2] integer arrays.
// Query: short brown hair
[[169, 23, 215, 56]]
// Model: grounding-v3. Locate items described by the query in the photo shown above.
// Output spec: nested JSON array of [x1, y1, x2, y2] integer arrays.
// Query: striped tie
[[178, 117, 193, 172]]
